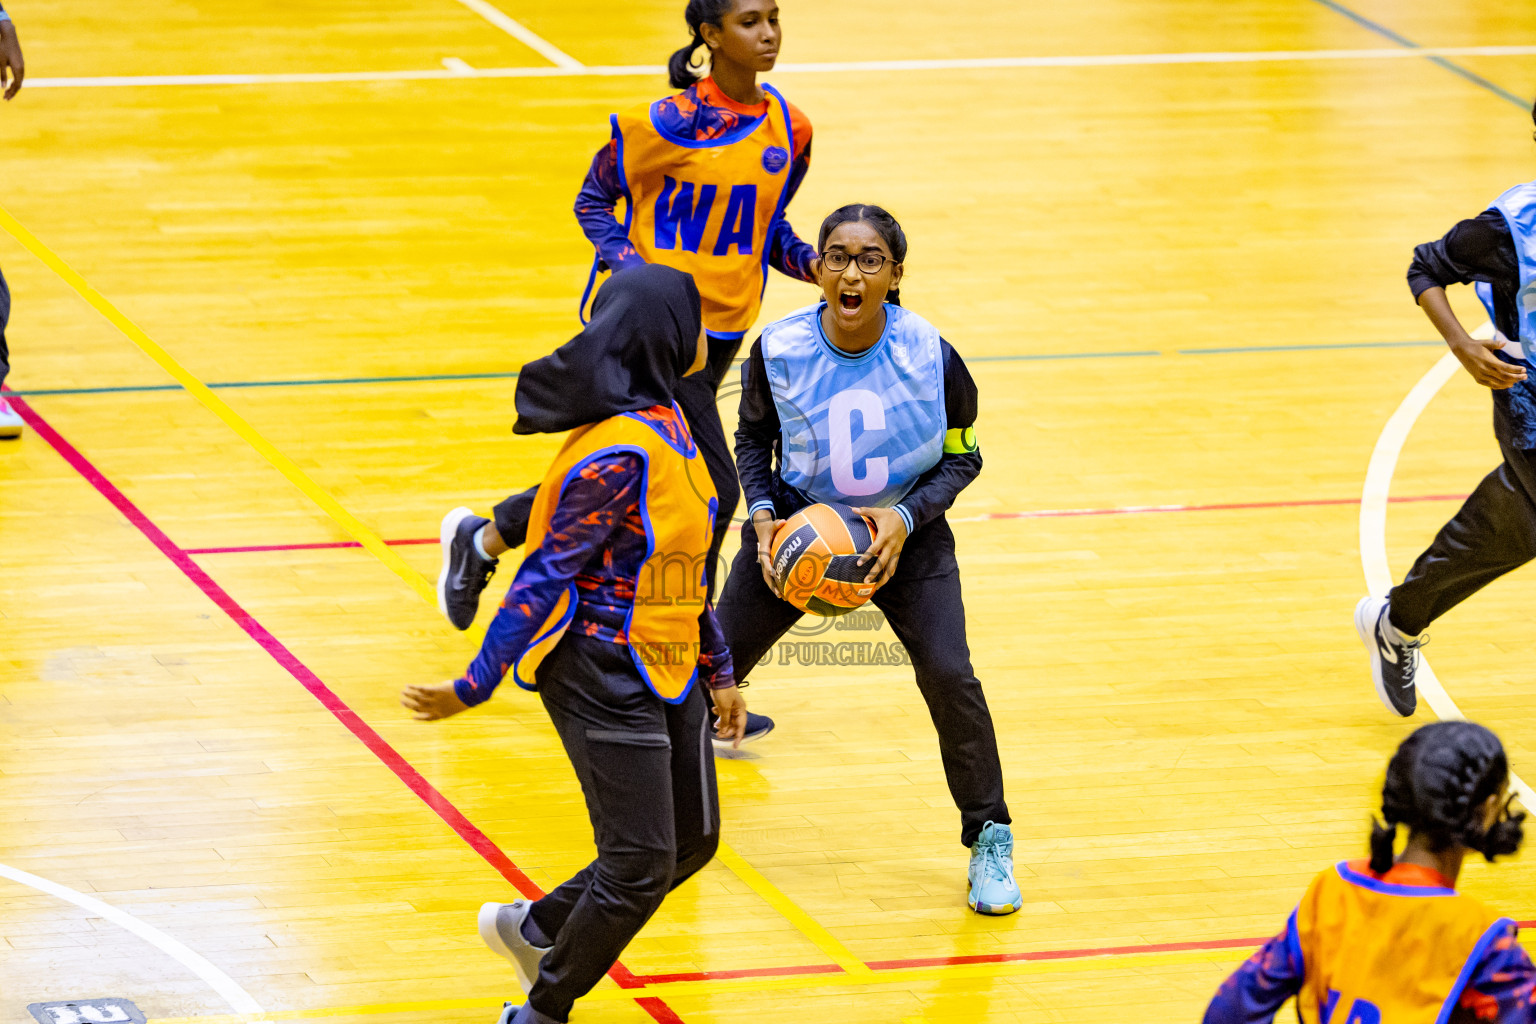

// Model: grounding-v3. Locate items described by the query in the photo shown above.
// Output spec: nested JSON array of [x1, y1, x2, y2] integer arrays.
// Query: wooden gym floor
[[4, 1, 1536, 1021]]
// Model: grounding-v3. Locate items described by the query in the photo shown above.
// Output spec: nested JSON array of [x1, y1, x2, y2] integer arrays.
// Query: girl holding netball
[[1204, 721, 1532, 1023], [1355, 98, 1536, 718], [438, 0, 817, 663], [717, 203, 1020, 914], [403, 266, 748, 1024]]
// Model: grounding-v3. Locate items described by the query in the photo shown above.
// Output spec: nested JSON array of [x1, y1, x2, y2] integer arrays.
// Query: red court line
[[182, 493, 1473, 556], [966, 493, 1469, 522], [6, 393, 668, 1005]]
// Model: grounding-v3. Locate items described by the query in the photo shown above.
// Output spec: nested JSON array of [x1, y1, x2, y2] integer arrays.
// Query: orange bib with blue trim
[[512, 405, 718, 703], [1295, 861, 1510, 1024], [610, 84, 797, 339]]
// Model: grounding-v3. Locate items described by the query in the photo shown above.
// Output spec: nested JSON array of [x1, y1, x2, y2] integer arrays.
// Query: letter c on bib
[[829, 389, 889, 496]]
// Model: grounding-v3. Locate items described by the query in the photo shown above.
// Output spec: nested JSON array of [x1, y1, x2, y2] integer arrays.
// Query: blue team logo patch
[[762, 146, 789, 174]]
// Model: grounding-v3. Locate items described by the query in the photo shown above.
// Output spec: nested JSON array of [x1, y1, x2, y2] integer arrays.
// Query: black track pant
[[524, 633, 719, 1023], [493, 345, 741, 602], [1, 266, 10, 386], [1390, 439, 1536, 636], [715, 514, 1010, 847]]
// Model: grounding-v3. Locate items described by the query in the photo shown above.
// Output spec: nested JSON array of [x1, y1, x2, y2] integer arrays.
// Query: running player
[[437, 0, 815, 623], [437, 0, 817, 748], [1355, 98, 1536, 717], [717, 203, 1021, 915], [401, 266, 748, 1024], [1204, 720, 1531, 1023], [0, 0, 26, 439]]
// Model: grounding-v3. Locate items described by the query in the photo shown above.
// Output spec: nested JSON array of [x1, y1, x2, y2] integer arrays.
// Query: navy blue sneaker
[[968, 821, 1022, 915], [437, 507, 497, 630], [1355, 596, 1427, 718], [712, 711, 774, 753]]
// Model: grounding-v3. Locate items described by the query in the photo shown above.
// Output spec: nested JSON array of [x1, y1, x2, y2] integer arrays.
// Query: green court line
[[4, 342, 1447, 397]]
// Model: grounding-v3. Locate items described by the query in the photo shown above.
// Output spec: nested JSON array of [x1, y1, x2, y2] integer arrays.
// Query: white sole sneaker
[[478, 901, 548, 994], [1354, 595, 1414, 717], [436, 506, 477, 622]]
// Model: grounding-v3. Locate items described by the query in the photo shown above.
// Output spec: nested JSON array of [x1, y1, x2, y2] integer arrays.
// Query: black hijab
[[512, 264, 702, 435]]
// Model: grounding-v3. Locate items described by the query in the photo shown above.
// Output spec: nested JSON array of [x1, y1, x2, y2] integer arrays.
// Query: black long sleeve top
[[1407, 207, 1536, 448], [736, 335, 982, 532]]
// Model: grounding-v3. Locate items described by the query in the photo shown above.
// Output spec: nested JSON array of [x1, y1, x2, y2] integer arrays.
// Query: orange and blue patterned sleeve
[[1204, 911, 1305, 1024], [574, 137, 642, 274], [1457, 921, 1536, 1023], [456, 453, 645, 706]]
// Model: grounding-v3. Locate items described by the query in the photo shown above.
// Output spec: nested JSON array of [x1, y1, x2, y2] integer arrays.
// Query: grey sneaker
[[478, 900, 551, 994], [437, 507, 497, 630], [1354, 596, 1427, 718]]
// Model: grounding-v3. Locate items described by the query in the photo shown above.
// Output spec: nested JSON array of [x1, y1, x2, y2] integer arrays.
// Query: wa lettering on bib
[[611, 85, 797, 339]]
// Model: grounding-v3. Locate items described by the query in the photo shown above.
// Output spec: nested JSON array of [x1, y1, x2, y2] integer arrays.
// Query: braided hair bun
[[1370, 721, 1525, 874]]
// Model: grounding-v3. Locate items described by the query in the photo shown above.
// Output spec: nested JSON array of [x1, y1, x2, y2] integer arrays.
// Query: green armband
[[943, 426, 978, 454]]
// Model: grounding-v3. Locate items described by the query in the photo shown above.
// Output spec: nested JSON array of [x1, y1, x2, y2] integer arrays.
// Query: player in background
[[436, 0, 818, 749], [1355, 98, 1536, 717], [402, 266, 748, 1024], [1204, 721, 1531, 1023], [718, 203, 1020, 915], [0, 0, 26, 439]]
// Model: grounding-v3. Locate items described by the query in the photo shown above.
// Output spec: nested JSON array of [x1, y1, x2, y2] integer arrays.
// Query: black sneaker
[[712, 711, 775, 754], [437, 507, 497, 630], [1354, 596, 1427, 717]]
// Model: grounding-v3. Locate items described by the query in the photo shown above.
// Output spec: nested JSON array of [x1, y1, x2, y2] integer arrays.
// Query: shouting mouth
[[839, 291, 863, 313]]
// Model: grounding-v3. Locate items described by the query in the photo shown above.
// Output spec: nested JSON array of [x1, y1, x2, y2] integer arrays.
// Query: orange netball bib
[[610, 85, 797, 339], [1295, 861, 1510, 1024]]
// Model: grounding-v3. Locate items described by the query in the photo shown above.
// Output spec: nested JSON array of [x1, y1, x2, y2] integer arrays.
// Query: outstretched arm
[[400, 455, 642, 719], [1203, 913, 1305, 1024]]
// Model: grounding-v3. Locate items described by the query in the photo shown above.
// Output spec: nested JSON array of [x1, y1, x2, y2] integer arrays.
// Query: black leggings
[[1, 266, 10, 386], [715, 513, 1010, 847], [525, 634, 719, 1023], [1390, 438, 1536, 636]]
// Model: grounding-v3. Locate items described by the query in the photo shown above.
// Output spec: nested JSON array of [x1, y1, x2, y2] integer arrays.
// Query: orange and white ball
[[768, 502, 880, 616]]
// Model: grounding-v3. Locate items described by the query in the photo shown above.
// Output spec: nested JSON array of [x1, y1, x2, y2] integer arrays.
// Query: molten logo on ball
[[768, 502, 880, 616]]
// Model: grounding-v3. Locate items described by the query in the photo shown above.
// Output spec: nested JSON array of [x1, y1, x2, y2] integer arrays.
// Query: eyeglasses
[[821, 250, 895, 274]]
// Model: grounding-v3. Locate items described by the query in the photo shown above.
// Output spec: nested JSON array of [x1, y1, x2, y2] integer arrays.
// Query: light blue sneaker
[[968, 821, 1022, 915]]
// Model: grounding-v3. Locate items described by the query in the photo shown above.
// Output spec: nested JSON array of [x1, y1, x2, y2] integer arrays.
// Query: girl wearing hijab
[[435, 1, 815, 756], [403, 265, 748, 1024]]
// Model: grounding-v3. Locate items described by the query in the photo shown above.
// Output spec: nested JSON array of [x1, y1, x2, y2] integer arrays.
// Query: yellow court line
[[0, 203, 437, 607], [146, 946, 1248, 1023], [0, 203, 867, 982], [712, 840, 871, 975]]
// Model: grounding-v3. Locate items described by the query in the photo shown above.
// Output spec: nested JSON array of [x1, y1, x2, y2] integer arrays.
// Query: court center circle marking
[[1359, 328, 1536, 809], [0, 862, 272, 1023]]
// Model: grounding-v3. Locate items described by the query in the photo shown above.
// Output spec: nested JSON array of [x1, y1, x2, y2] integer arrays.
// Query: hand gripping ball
[[768, 502, 880, 616]]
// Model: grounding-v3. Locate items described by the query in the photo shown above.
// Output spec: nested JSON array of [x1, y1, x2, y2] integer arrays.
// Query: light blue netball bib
[[760, 302, 946, 512], [1488, 181, 1536, 363]]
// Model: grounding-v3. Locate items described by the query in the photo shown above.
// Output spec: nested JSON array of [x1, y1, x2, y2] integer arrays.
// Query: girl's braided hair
[[1370, 721, 1524, 874]]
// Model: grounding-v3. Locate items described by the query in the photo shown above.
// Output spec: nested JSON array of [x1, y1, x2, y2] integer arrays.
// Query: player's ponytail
[[818, 204, 908, 306], [1369, 721, 1525, 875], [669, 0, 736, 91]]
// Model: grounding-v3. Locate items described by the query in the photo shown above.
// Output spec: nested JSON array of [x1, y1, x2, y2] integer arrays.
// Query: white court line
[[25, 44, 1536, 90], [0, 861, 272, 1023], [450, 0, 583, 70], [1358, 323, 1536, 809]]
